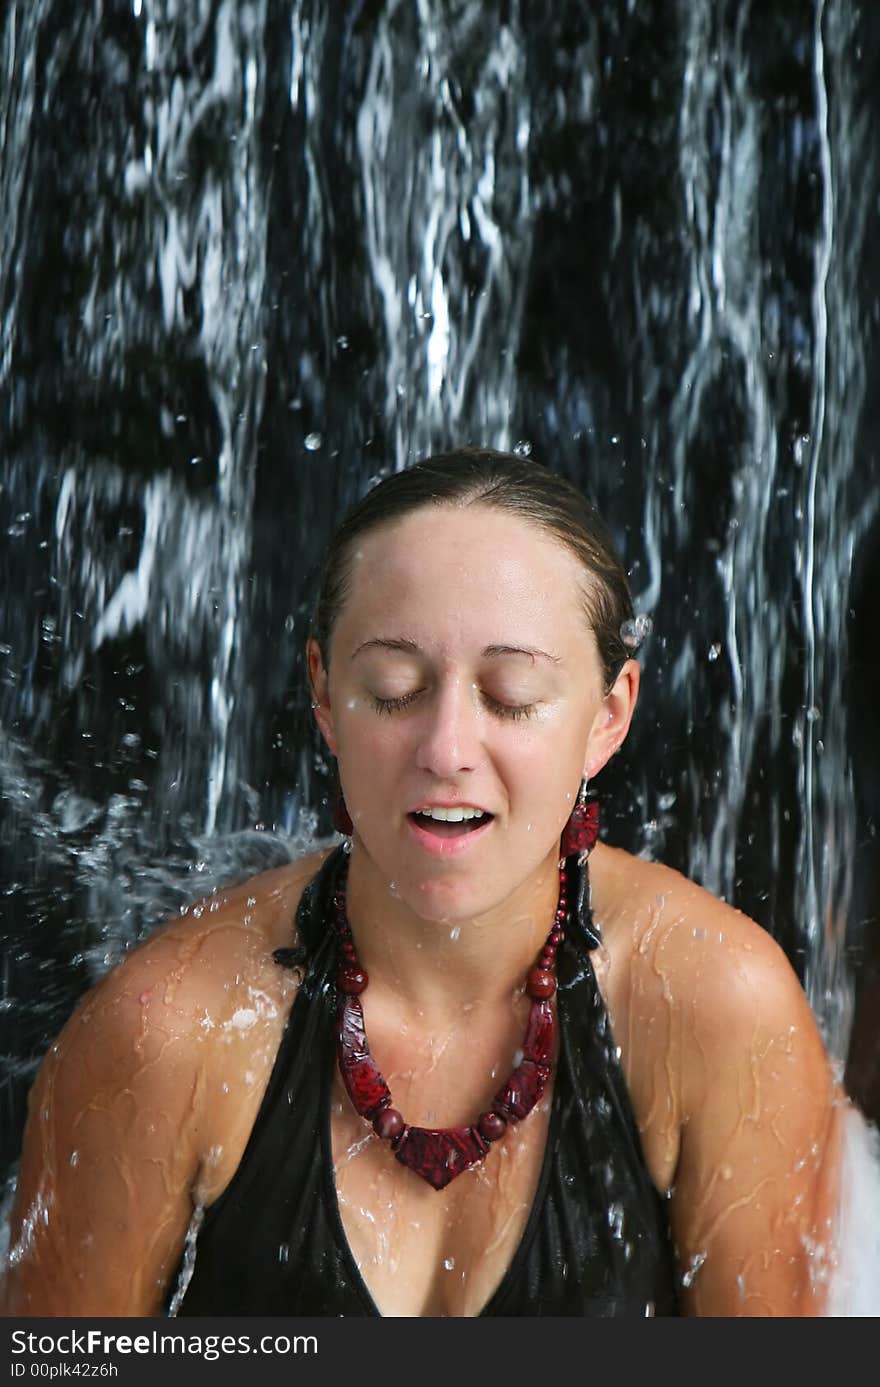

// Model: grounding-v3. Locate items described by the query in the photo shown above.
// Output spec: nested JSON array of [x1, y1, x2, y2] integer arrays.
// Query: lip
[[405, 810, 495, 858]]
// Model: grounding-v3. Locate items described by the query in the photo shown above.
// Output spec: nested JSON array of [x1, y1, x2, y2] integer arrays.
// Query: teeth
[[416, 807, 487, 822]]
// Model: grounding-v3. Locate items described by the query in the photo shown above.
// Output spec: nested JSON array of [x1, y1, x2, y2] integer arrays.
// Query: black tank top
[[171, 848, 680, 1317]]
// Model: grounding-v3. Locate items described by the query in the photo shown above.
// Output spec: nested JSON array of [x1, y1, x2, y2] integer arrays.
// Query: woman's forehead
[[349, 505, 582, 586], [336, 506, 595, 649]]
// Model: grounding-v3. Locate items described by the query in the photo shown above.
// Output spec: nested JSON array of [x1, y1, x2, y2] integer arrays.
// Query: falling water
[[1, 0, 879, 1223]]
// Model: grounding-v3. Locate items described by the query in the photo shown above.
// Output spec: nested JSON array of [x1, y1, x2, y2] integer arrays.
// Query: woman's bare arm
[[1, 931, 213, 1315], [668, 909, 842, 1315], [1, 861, 312, 1317]]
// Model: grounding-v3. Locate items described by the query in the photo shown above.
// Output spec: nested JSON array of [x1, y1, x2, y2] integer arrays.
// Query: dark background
[[2, 0, 879, 1191]]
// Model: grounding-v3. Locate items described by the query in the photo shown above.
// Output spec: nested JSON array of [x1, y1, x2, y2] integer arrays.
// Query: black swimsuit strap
[[272, 845, 347, 974]]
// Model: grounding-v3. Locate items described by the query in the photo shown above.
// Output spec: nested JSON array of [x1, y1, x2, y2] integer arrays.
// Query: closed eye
[[483, 695, 536, 722], [370, 691, 422, 715], [370, 691, 537, 721]]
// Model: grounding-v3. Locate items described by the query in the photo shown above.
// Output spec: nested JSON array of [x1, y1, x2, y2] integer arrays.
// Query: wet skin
[[2, 506, 843, 1316]]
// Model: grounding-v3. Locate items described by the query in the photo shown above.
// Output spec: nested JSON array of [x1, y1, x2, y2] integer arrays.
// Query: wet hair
[[311, 448, 638, 691]]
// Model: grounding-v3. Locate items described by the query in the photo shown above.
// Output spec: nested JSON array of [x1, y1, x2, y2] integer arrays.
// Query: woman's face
[[309, 504, 637, 922]]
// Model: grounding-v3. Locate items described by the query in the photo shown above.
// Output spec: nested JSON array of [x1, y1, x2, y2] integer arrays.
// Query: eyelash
[[369, 691, 536, 722]]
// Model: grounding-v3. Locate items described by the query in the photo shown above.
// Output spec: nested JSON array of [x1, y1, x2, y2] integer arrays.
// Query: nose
[[414, 677, 481, 779]]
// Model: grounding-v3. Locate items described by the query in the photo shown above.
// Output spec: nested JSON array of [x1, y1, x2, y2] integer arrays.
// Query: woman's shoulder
[[589, 844, 835, 1199], [34, 845, 332, 1113], [153, 844, 334, 957], [1, 847, 335, 1314], [34, 850, 332, 1168], [592, 841, 806, 1008], [57, 846, 333, 1049]]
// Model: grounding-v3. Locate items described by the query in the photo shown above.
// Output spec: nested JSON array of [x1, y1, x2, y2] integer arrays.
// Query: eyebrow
[[483, 644, 562, 665], [350, 638, 561, 665]]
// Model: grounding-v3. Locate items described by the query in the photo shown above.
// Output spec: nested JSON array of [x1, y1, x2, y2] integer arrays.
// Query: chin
[[405, 876, 487, 924], [353, 826, 552, 922], [374, 854, 495, 925], [405, 855, 543, 926]]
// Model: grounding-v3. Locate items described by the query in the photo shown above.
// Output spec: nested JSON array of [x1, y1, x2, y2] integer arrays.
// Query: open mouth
[[407, 810, 494, 839]]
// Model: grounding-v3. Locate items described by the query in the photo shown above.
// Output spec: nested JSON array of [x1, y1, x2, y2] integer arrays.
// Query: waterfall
[[1, 0, 878, 1214]]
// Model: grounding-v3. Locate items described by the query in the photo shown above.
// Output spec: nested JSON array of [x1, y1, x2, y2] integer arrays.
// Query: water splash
[[166, 1204, 205, 1316], [1, 0, 877, 1218]]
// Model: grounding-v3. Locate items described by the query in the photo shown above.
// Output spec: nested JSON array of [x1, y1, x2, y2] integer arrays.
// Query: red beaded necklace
[[333, 859, 570, 1191]]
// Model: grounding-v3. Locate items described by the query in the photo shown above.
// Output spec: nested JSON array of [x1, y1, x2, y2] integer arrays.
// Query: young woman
[[2, 449, 843, 1317]]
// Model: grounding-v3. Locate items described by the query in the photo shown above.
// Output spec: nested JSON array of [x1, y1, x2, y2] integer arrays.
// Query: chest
[[184, 951, 681, 1318], [329, 1064, 554, 1316]]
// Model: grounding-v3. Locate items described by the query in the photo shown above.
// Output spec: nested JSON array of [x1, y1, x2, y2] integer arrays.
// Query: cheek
[[334, 699, 408, 768], [498, 713, 570, 774], [510, 713, 591, 805], [515, 739, 578, 804]]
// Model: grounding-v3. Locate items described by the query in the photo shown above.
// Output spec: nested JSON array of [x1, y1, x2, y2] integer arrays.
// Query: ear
[[584, 658, 640, 780], [306, 637, 339, 756]]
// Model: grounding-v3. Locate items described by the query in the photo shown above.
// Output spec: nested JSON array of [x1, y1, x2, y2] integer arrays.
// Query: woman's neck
[[341, 840, 562, 1023]]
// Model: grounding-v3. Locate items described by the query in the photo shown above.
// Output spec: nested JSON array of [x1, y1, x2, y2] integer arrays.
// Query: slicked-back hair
[[311, 448, 636, 691]]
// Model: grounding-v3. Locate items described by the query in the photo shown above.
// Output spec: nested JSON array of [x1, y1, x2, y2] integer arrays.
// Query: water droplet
[[513, 439, 532, 457], [304, 432, 322, 451], [443, 1257, 455, 1271], [806, 705, 820, 722], [449, 926, 461, 941], [52, 790, 101, 834], [607, 1201, 624, 1239], [69, 1150, 79, 1167], [681, 1251, 707, 1288], [708, 642, 721, 662], [230, 1008, 258, 1031], [620, 614, 653, 649]]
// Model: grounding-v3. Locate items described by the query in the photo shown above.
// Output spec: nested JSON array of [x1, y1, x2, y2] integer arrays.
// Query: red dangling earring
[[560, 777, 599, 857]]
